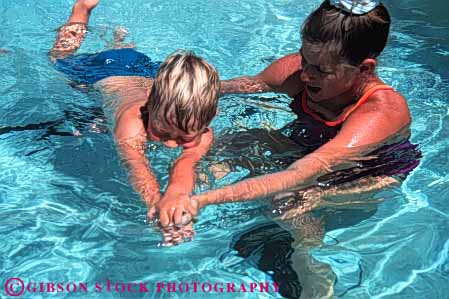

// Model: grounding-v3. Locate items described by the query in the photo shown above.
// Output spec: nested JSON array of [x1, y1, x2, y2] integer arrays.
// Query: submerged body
[[187, 2, 423, 297]]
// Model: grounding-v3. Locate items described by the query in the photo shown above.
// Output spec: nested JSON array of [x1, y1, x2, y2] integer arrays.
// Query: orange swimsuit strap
[[301, 84, 394, 127]]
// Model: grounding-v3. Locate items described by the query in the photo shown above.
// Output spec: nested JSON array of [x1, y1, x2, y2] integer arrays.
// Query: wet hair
[[146, 50, 220, 133], [301, 0, 391, 66]]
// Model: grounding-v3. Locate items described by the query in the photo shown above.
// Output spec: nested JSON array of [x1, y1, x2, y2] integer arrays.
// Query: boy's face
[[299, 42, 359, 103], [147, 121, 205, 149]]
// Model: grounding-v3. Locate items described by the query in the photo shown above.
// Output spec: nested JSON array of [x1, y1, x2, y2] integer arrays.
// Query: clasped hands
[[147, 190, 201, 246]]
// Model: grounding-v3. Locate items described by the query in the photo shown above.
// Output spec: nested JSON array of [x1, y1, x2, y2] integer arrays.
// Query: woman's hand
[[156, 191, 198, 227]]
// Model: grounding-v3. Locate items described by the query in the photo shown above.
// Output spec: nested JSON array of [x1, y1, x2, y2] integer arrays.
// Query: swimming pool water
[[0, 0, 448, 298]]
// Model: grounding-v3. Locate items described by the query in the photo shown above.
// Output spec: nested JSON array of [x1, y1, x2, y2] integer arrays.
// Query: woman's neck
[[311, 77, 383, 120]]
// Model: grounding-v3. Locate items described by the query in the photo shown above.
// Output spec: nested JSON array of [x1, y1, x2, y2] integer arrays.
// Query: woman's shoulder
[[340, 86, 411, 146], [257, 53, 304, 96], [361, 87, 410, 120]]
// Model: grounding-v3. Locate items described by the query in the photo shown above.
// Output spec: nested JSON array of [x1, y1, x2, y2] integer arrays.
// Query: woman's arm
[[195, 149, 335, 206], [220, 53, 304, 96], [194, 90, 411, 206]]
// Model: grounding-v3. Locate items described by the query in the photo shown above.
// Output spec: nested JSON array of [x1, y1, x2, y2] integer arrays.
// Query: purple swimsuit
[[281, 92, 422, 185]]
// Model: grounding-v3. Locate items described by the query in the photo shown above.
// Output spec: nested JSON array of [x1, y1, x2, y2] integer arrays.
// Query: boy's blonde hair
[[146, 50, 220, 133]]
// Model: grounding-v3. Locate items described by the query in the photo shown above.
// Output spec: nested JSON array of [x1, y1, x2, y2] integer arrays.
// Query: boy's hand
[[159, 223, 195, 247], [144, 193, 161, 220], [157, 191, 198, 227]]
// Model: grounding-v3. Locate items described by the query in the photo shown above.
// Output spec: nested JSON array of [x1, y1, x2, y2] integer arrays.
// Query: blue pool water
[[0, 0, 448, 298]]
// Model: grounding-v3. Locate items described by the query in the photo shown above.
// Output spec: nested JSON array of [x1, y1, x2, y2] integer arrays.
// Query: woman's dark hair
[[301, 0, 391, 66]]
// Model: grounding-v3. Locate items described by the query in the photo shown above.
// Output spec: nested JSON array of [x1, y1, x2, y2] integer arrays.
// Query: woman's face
[[299, 42, 360, 103]]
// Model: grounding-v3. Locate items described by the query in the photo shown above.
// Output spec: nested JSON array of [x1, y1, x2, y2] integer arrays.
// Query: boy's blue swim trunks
[[54, 48, 161, 85]]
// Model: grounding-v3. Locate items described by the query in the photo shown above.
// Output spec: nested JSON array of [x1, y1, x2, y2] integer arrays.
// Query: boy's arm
[[114, 107, 161, 216], [220, 53, 304, 97], [156, 129, 214, 226], [116, 138, 161, 213]]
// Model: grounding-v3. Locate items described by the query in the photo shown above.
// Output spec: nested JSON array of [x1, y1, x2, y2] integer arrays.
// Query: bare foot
[[114, 26, 128, 43], [113, 26, 135, 49], [76, 0, 99, 11], [66, 0, 99, 24]]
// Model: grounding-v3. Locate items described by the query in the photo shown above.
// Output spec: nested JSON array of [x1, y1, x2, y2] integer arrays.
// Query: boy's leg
[[112, 27, 135, 49], [49, 0, 99, 61]]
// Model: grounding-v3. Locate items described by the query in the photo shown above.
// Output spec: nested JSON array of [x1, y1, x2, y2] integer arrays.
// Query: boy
[[49, 0, 219, 228]]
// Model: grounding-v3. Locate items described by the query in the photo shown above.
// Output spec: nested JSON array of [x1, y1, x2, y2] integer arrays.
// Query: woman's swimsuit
[[282, 84, 421, 185], [54, 48, 161, 85]]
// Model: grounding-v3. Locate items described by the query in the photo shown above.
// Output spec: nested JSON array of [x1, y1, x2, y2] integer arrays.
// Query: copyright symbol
[[4, 278, 24, 297]]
